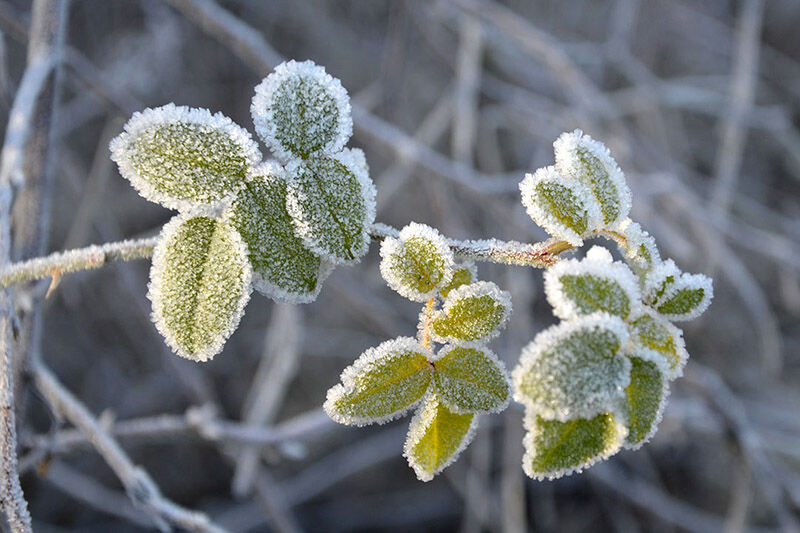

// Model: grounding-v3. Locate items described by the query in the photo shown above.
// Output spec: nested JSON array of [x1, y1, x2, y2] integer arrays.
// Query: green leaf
[[618, 219, 661, 272], [251, 60, 352, 160], [148, 214, 252, 362], [513, 314, 630, 421], [227, 162, 330, 303], [623, 357, 668, 448], [431, 281, 511, 343], [643, 261, 713, 321], [554, 129, 631, 229], [110, 104, 261, 212], [522, 412, 625, 480], [439, 262, 476, 298], [379, 223, 455, 302], [433, 345, 509, 414], [520, 166, 595, 245], [324, 337, 432, 426], [286, 149, 376, 264], [404, 394, 476, 481], [629, 312, 687, 378]]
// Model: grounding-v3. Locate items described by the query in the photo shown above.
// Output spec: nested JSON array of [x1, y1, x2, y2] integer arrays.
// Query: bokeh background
[[1, 0, 799, 531]]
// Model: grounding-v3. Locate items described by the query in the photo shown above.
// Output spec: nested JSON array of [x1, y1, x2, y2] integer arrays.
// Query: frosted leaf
[[617, 219, 660, 272], [432, 344, 510, 414], [628, 310, 688, 379], [430, 281, 512, 343], [324, 337, 432, 426], [285, 148, 377, 264], [379, 223, 455, 302], [554, 129, 631, 229], [404, 393, 477, 482], [110, 103, 261, 213], [519, 166, 599, 246], [642, 260, 713, 321], [544, 246, 641, 320], [522, 410, 626, 481], [439, 261, 477, 299], [148, 213, 252, 362], [513, 313, 631, 422], [621, 356, 669, 449], [226, 162, 331, 304], [251, 59, 352, 160]]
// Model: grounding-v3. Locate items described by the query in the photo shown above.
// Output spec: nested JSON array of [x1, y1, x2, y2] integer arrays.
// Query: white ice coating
[[656, 271, 714, 321], [627, 308, 689, 379], [403, 393, 479, 482], [429, 280, 512, 344], [553, 129, 632, 230], [147, 212, 253, 362], [432, 342, 511, 414], [379, 222, 455, 302], [285, 147, 377, 265], [642, 259, 681, 305], [512, 313, 631, 422], [110, 103, 261, 214], [617, 218, 660, 271], [521, 407, 628, 481], [251, 59, 353, 161], [543, 245, 642, 321], [323, 336, 431, 427], [519, 166, 601, 246]]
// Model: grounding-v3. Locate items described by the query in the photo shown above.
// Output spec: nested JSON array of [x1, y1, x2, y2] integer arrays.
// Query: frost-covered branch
[[0, 236, 158, 288]]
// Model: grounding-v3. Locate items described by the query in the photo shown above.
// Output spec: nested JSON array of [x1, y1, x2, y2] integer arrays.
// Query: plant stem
[[0, 225, 575, 289]]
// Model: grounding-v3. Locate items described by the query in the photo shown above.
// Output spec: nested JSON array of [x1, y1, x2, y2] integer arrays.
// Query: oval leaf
[[544, 246, 640, 320], [623, 357, 668, 448], [324, 337, 432, 426], [286, 149, 376, 264], [110, 104, 261, 212], [629, 311, 688, 378], [379, 223, 455, 302], [655, 273, 713, 321], [148, 214, 252, 362], [618, 219, 660, 273], [439, 261, 477, 298], [519, 166, 598, 245], [431, 281, 512, 343], [513, 313, 631, 421], [251, 59, 352, 160], [554, 129, 631, 229], [404, 394, 477, 482], [227, 162, 331, 304], [522, 411, 626, 480], [433, 344, 510, 414]]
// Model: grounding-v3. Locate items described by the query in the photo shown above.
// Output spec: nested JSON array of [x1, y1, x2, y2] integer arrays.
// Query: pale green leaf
[[629, 311, 687, 378], [618, 219, 660, 272], [251, 60, 352, 160], [227, 162, 330, 304], [286, 149, 376, 264], [522, 411, 626, 480], [643, 260, 713, 321], [554, 129, 631, 229], [433, 345, 510, 414], [324, 337, 432, 426], [439, 261, 476, 298], [623, 357, 668, 448], [431, 281, 511, 343], [110, 104, 261, 212], [520, 166, 598, 245], [148, 214, 252, 362], [404, 394, 476, 482], [379, 223, 455, 302], [513, 313, 630, 421]]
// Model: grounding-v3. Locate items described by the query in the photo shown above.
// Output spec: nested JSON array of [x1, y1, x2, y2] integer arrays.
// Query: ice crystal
[[403, 393, 478, 482], [544, 245, 641, 320], [430, 281, 511, 343], [324, 337, 432, 426], [642, 260, 713, 320], [554, 129, 631, 230], [251, 59, 352, 161], [110, 103, 261, 213], [439, 261, 477, 298], [226, 162, 331, 304], [148, 213, 252, 362], [628, 309, 688, 379], [285, 148, 376, 264], [513, 313, 631, 422], [617, 218, 660, 272], [379, 223, 455, 302], [519, 166, 599, 245], [432, 344, 510, 414], [522, 410, 627, 481]]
